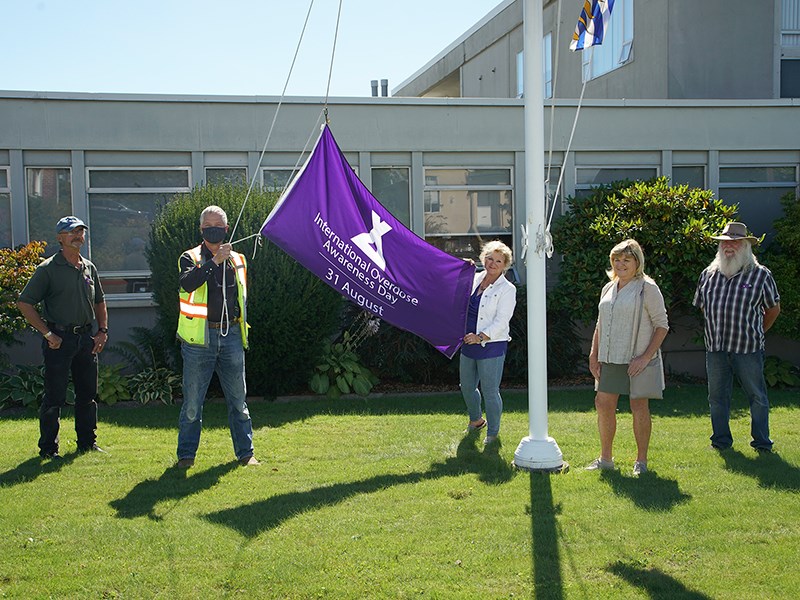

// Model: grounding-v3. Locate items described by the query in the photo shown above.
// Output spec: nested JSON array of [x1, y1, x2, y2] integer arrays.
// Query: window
[[262, 168, 296, 192], [87, 167, 191, 294], [582, 0, 633, 81], [26, 168, 72, 255], [205, 167, 247, 186], [782, 0, 800, 47], [0, 168, 10, 248], [575, 166, 657, 198], [672, 166, 706, 189], [371, 167, 411, 227], [423, 168, 513, 262], [515, 33, 553, 99], [719, 166, 797, 245]]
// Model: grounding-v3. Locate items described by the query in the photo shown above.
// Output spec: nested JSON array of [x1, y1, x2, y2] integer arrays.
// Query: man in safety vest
[[176, 205, 258, 468]]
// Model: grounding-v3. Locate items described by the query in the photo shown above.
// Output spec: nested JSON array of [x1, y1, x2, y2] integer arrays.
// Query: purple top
[[461, 288, 508, 360]]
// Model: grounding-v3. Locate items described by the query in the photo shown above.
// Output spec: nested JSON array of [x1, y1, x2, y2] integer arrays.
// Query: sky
[[3, 0, 505, 98]]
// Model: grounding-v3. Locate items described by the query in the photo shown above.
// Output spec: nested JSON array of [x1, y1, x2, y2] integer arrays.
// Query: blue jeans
[[459, 353, 506, 437], [706, 350, 772, 450], [178, 327, 254, 461]]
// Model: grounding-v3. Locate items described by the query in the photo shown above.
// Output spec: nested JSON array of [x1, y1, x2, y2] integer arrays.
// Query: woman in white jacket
[[588, 239, 669, 476], [461, 241, 517, 446]]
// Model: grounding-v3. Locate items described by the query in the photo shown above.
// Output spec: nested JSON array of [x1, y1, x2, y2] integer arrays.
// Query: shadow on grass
[[608, 561, 712, 599], [527, 473, 564, 600], [720, 449, 800, 492], [110, 462, 238, 520], [0, 453, 79, 487], [599, 470, 691, 511], [203, 432, 515, 538]]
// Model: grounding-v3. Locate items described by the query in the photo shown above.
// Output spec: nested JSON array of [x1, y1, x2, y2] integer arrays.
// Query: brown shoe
[[177, 458, 195, 468], [238, 455, 260, 466]]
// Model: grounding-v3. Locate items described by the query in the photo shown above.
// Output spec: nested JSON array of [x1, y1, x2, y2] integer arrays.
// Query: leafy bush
[[309, 311, 380, 397], [763, 192, 800, 339], [97, 364, 131, 405], [0, 365, 74, 410], [551, 177, 737, 324], [763, 356, 800, 389], [358, 324, 457, 385], [504, 286, 584, 381], [108, 326, 173, 371], [129, 367, 181, 405], [148, 183, 342, 397], [0, 241, 47, 365]]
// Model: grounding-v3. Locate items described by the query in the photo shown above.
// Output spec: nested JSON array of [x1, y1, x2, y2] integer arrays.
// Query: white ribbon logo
[[351, 211, 392, 271]]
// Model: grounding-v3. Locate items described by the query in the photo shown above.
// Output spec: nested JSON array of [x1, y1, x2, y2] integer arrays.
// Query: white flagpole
[[513, 0, 567, 473]]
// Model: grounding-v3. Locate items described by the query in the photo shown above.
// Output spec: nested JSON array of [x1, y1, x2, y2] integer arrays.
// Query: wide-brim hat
[[711, 222, 758, 245], [55, 216, 88, 234]]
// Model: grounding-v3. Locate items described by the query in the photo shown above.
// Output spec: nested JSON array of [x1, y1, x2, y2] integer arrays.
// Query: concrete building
[[1, 0, 799, 372]]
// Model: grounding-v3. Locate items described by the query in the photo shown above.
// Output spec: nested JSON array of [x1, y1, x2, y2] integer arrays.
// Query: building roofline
[[391, 0, 517, 95]]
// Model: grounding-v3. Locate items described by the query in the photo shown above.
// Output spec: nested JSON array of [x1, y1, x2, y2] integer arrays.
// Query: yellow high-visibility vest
[[177, 245, 248, 348]]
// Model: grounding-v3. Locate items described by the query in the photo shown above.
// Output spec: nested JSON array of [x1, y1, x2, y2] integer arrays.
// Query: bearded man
[[693, 222, 781, 452]]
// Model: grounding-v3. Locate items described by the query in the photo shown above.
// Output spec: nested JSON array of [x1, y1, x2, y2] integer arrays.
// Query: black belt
[[47, 322, 92, 334], [208, 318, 240, 329]]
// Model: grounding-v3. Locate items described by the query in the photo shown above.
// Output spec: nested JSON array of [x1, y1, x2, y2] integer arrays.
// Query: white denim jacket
[[472, 270, 517, 344]]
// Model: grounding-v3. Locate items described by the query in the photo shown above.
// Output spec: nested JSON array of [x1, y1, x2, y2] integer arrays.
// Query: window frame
[[422, 166, 514, 239], [582, 0, 634, 81], [574, 165, 659, 196], [86, 166, 191, 297], [204, 166, 248, 186], [370, 166, 411, 227], [25, 166, 73, 252], [0, 166, 11, 248]]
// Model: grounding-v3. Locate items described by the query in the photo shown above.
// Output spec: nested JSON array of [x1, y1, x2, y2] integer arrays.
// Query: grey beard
[[709, 247, 756, 277]]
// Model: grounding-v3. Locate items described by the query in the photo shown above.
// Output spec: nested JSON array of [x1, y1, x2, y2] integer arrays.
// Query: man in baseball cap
[[55, 216, 88, 234], [17, 215, 108, 458]]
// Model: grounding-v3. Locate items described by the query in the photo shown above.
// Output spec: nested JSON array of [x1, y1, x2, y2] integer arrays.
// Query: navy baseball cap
[[55, 216, 88, 234]]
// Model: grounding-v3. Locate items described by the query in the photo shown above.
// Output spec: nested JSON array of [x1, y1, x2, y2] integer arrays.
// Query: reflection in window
[[26, 168, 72, 254], [87, 167, 190, 294], [205, 167, 247, 186], [672, 166, 705, 189], [582, 0, 634, 81], [0, 168, 10, 248], [423, 167, 513, 262], [574, 166, 657, 198], [371, 167, 410, 227], [719, 165, 798, 245], [262, 168, 295, 192]]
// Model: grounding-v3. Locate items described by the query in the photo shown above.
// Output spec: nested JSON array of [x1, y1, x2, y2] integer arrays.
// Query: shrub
[[0, 365, 74, 410], [148, 183, 342, 397], [504, 286, 584, 382], [763, 192, 800, 340], [0, 241, 47, 365], [551, 177, 737, 325], [96, 364, 131, 405], [129, 367, 182, 405]]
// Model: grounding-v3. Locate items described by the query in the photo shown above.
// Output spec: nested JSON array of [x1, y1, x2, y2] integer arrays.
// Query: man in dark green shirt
[[17, 216, 109, 459]]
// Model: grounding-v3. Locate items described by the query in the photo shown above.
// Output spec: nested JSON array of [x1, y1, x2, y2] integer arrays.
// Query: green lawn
[[1, 384, 798, 599]]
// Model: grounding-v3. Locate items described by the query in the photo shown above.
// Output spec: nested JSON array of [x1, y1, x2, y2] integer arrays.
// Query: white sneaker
[[585, 457, 614, 471], [632, 461, 648, 476], [483, 435, 498, 446]]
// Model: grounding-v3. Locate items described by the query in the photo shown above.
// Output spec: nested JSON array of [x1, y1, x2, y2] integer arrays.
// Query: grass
[[0, 384, 798, 599]]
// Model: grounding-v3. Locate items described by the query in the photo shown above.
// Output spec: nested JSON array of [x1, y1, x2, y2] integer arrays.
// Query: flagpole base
[[513, 436, 569, 473]]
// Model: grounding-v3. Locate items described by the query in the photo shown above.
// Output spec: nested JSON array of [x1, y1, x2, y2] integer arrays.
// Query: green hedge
[[148, 184, 342, 397], [550, 177, 737, 325], [764, 192, 800, 340]]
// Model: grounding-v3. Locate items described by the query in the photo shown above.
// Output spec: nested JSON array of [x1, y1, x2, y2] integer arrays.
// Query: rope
[[229, 0, 317, 241], [323, 0, 344, 123]]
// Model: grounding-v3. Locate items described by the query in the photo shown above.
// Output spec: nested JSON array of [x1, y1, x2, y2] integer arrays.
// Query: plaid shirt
[[693, 264, 780, 353]]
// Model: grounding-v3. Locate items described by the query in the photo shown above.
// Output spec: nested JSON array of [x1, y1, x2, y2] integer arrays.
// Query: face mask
[[201, 226, 227, 244]]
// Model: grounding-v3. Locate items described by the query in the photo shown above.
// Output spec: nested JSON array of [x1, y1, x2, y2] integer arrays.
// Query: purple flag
[[261, 125, 474, 358]]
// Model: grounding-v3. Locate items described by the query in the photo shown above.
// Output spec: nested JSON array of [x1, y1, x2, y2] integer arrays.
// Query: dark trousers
[[38, 331, 98, 455]]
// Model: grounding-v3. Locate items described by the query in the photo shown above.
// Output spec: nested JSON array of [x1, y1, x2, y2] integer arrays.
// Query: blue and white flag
[[569, 0, 615, 51]]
